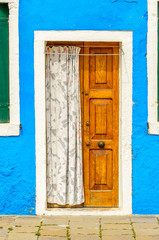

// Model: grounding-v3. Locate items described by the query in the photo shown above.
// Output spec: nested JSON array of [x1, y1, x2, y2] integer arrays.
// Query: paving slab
[[70, 216, 100, 223], [70, 228, 99, 235], [135, 228, 159, 235], [102, 223, 132, 230], [15, 216, 42, 226], [8, 233, 37, 240], [40, 228, 66, 237], [136, 236, 159, 240], [41, 225, 67, 230], [102, 229, 133, 235], [42, 216, 69, 225], [70, 235, 99, 240], [102, 236, 134, 240], [0, 229, 8, 237], [70, 215, 100, 220], [0, 217, 15, 228], [102, 217, 131, 224], [13, 226, 39, 233], [133, 222, 159, 229], [70, 216, 99, 228], [131, 216, 158, 223], [70, 222, 99, 228], [39, 237, 67, 240], [0, 217, 15, 220]]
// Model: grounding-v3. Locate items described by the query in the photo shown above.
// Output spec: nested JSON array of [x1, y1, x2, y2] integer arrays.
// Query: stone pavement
[[0, 215, 159, 240]]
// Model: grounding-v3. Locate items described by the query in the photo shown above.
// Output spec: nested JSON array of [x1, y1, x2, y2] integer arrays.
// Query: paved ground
[[0, 215, 159, 240]]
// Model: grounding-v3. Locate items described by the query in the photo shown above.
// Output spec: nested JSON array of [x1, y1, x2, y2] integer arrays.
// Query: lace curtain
[[45, 46, 84, 205]]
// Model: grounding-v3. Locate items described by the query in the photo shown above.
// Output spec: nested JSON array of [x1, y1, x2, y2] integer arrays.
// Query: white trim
[[147, 0, 159, 135], [0, 0, 20, 136], [34, 31, 132, 216]]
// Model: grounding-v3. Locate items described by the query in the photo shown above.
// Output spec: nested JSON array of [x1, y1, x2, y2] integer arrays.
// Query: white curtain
[[45, 46, 84, 205]]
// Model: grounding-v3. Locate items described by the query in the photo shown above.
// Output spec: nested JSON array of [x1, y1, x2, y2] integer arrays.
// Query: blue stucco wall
[[0, 0, 159, 214]]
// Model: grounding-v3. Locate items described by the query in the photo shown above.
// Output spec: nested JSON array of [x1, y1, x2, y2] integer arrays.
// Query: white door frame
[[34, 31, 132, 215]]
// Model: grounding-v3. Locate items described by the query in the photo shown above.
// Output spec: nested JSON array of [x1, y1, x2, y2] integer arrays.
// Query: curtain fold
[[45, 46, 84, 205]]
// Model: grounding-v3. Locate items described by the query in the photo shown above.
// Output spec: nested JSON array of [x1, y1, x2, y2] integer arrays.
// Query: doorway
[[35, 30, 132, 215]]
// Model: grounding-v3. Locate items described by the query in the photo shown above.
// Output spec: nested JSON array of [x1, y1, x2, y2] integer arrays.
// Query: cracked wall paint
[[0, 0, 158, 215]]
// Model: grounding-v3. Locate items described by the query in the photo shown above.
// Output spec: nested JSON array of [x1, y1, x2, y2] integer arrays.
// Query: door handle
[[86, 122, 90, 126], [98, 141, 105, 148]]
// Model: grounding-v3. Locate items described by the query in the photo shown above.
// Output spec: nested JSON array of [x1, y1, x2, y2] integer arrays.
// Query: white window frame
[[148, 0, 159, 134], [0, 0, 19, 136], [34, 30, 132, 216]]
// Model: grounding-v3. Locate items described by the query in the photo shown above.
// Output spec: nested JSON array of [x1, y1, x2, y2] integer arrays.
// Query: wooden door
[[83, 42, 119, 207]]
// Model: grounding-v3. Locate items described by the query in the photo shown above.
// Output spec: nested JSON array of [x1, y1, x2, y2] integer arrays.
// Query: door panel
[[89, 150, 113, 190], [90, 99, 113, 140], [90, 48, 113, 89], [83, 42, 119, 207]]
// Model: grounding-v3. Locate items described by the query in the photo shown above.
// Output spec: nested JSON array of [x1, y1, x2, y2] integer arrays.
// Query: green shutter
[[0, 4, 9, 123]]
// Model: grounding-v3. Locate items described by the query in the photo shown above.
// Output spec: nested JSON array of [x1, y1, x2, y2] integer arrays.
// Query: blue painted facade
[[0, 0, 158, 215]]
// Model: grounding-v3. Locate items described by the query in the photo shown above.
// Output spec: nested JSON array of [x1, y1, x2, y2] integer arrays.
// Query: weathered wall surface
[[0, 0, 158, 214]]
